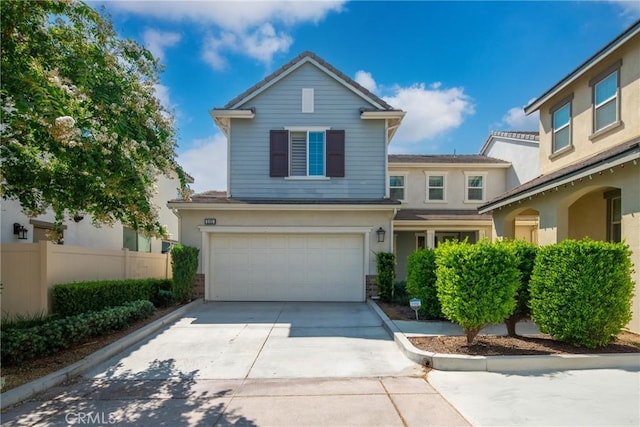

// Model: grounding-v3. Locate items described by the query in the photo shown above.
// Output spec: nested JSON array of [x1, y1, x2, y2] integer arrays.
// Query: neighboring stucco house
[[479, 21, 640, 333], [169, 52, 405, 302], [479, 131, 540, 188], [1, 171, 189, 254]]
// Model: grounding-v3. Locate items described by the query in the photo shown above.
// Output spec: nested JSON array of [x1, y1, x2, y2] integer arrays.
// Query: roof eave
[[524, 20, 640, 114], [388, 162, 511, 169]]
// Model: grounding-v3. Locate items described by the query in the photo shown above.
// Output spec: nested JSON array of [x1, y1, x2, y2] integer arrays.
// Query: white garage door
[[209, 233, 364, 301]]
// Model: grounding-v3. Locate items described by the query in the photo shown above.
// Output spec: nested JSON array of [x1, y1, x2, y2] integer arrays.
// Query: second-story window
[[389, 175, 405, 200], [465, 173, 485, 202], [593, 70, 619, 132], [290, 131, 325, 177], [552, 101, 571, 153], [426, 174, 445, 201]]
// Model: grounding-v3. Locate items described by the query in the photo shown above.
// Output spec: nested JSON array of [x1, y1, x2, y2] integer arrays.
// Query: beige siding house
[[480, 21, 640, 333]]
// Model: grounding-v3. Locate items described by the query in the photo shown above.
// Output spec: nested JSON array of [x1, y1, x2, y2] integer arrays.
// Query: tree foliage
[[406, 249, 442, 319], [0, 0, 191, 239], [435, 240, 520, 344], [376, 252, 395, 302]]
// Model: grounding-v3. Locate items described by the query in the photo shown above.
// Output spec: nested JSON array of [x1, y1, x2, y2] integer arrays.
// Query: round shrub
[[435, 240, 520, 344], [406, 249, 442, 319], [529, 239, 634, 348]]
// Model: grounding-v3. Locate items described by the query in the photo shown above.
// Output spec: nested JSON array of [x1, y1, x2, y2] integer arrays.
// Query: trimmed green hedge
[[435, 240, 520, 344], [52, 278, 172, 317], [376, 252, 396, 302], [1, 300, 156, 365], [529, 239, 634, 348], [500, 240, 538, 336], [406, 249, 442, 319], [171, 245, 199, 303]]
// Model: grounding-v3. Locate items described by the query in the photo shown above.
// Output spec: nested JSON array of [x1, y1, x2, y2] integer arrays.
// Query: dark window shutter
[[270, 130, 289, 177], [326, 130, 345, 177]]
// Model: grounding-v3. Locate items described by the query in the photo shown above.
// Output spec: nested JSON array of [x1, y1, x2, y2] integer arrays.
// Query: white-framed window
[[290, 130, 325, 177], [552, 101, 571, 153], [425, 172, 446, 202], [416, 234, 427, 250], [464, 172, 486, 202], [593, 69, 619, 132], [389, 174, 406, 201], [605, 190, 622, 243], [123, 227, 151, 253]]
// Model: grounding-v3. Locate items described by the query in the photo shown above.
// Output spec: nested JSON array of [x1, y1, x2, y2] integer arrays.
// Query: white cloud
[[142, 29, 181, 61], [177, 133, 228, 193], [202, 24, 292, 70], [354, 70, 378, 93], [608, 0, 640, 20], [498, 98, 539, 131], [153, 83, 172, 109], [382, 82, 475, 146], [107, 1, 345, 68]]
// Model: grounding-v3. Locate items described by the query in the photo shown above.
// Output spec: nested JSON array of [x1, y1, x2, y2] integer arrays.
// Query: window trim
[[604, 189, 622, 243], [424, 171, 447, 203], [463, 171, 487, 203], [284, 126, 330, 178], [389, 172, 408, 202], [590, 60, 622, 135], [550, 94, 573, 155]]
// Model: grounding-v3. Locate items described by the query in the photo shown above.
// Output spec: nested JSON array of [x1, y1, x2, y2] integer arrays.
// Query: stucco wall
[[482, 137, 540, 188], [538, 34, 640, 175], [388, 165, 508, 209]]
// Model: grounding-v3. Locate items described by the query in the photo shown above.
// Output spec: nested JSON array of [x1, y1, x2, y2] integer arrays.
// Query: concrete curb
[[1, 298, 203, 410], [367, 299, 640, 372]]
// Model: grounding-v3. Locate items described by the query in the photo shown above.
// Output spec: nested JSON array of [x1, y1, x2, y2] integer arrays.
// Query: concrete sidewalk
[[1, 376, 471, 426]]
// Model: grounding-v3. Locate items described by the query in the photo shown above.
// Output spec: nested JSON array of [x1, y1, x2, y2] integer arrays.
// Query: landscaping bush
[[376, 252, 395, 302], [393, 281, 409, 305], [499, 240, 538, 336], [52, 278, 172, 317], [529, 239, 634, 348], [171, 245, 199, 303], [1, 300, 155, 365], [435, 240, 520, 344], [406, 249, 442, 319]]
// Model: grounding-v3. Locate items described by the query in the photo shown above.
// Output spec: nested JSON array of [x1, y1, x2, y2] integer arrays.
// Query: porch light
[[13, 223, 28, 240], [376, 227, 386, 243]]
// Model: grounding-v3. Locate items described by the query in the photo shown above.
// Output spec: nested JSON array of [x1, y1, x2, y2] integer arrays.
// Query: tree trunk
[[505, 315, 523, 337], [464, 326, 483, 344]]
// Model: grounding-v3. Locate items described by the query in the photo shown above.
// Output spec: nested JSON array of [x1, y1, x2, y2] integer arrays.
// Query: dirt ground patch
[[376, 300, 640, 356], [1, 304, 185, 393]]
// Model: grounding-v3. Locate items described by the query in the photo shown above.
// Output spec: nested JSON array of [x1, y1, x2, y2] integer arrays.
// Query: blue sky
[[98, 1, 639, 192]]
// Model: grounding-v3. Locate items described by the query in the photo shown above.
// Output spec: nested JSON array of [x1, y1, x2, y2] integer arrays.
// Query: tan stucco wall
[[176, 208, 395, 275], [491, 164, 640, 333], [388, 165, 508, 209], [538, 34, 640, 175]]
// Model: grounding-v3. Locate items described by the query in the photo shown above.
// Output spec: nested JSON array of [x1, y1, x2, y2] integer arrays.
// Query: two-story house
[[480, 21, 640, 333], [169, 52, 405, 302]]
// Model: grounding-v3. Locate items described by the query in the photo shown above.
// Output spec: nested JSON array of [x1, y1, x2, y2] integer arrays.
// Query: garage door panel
[[210, 233, 364, 302]]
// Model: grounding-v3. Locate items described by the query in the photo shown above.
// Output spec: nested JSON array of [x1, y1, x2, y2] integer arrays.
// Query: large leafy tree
[[1, 0, 191, 240]]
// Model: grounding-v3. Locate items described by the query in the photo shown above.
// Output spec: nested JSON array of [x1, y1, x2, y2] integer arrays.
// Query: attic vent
[[302, 88, 314, 113]]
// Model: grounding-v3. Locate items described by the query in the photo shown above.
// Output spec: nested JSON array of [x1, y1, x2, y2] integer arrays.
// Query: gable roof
[[220, 51, 399, 111], [479, 130, 539, 155], [388, 154, 509, 165], [525, 20, 640, 114]]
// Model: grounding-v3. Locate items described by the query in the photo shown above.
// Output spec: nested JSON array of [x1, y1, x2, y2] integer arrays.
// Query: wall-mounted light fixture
[[376, 227, 386, 243], [204, 218, 216, 226], [13, 223, 28, 240], [73, 214, 84, 222]]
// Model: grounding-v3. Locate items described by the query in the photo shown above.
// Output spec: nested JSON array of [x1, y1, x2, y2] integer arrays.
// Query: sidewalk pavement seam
[[379, 378, 409, 427], [0, 298, 204, 410], [366, 298, 640, 372]]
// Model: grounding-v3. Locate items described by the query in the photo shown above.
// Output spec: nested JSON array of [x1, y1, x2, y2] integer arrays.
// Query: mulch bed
[[376, 300, 640, 356]]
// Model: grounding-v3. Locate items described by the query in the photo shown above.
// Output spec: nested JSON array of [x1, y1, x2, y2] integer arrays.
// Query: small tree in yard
[[406, 249, 442, 319], [1, 0, 191, 240], [435, 240, 520, 344], [376, 252, 395, 302], [529, 239, 634, 348], [171, 245, 199, 304], [500, 240, 538, 336]]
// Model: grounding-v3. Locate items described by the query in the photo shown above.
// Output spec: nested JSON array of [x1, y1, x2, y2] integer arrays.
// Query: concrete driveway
[[87, 301, 423, 380]]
